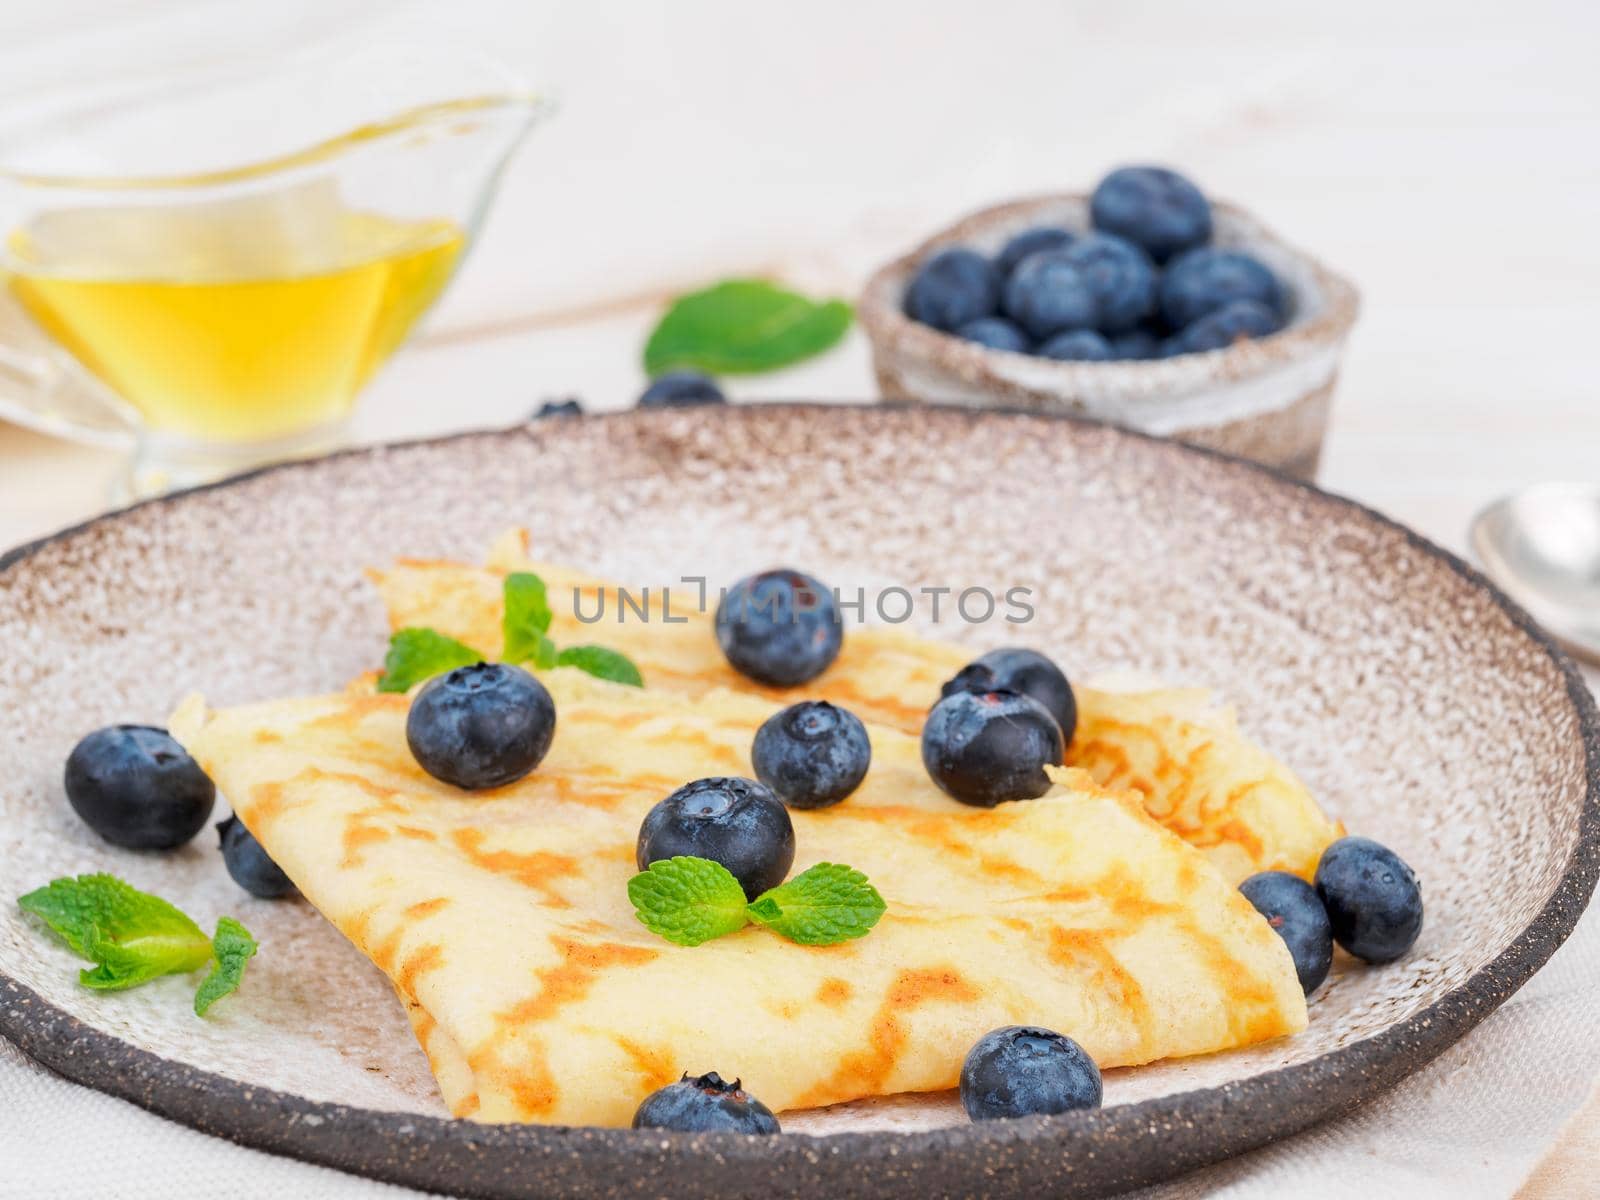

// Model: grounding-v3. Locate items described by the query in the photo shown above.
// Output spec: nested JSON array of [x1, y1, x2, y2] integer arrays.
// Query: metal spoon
[[1470, 482, 1600, 666]]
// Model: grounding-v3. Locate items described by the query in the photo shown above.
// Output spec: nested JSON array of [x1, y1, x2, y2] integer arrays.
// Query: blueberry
[[939, 648, 1077, 743], [64, 725, 215, 850], [1107, 328, 1161, 360], [1056, 234, 1156, 333], [406, 663, 555, 791], [1314, 837, 1424, 964], [1239, 870, 1333, 994], [632, 1071, 780, 1134], [751, 701, 871, 810], [638, 777, 795, 900], [955, 316, 1031, 354], [960, 1026, 1102, 1121], [1090, 165, 1213, 263], [534, 397, 583, 418], [715, 569, 843, 687], [904, 247, 999, 332], [921, 690, 1063, 808], [1038, 329, 1114, 362], [1169, 299, 1281, 355], [1160, 248, 1284, 329], [995, 227, 1075, 277], [216, 815, 296, 900], [639, 371, 726, 408], [1001, 250, 1099, 340]]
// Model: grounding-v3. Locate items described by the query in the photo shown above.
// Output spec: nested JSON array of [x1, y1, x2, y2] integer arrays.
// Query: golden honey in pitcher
[[4, 183, 462, 442]]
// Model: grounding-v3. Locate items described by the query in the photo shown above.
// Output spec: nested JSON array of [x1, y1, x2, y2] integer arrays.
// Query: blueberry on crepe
[[751, 701, 871, 810], [637, 777, 795, 901], [405, 662, 555, 791], [715, 569, 843, 687], [632, 1071, 779, 1134], [940, 647, 1077, 742], [921, 689, 1063, 807]]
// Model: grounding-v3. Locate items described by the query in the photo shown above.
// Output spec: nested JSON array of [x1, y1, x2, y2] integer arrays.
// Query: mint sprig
[[502, 572, 555, 666], [377, 628, 482, 693], [555, 644, 644, 687], [194, 916, 259, 1016], [377, 572, 642, 690], [627, 858, 885, 948], [644, 279, 853, 376], [627, 857, 751, 947], [745, 863, 886, 945], [18, 874, 258, 1017]]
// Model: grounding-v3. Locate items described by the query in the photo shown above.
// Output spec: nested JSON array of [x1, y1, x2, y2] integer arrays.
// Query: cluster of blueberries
[[58, 558, 1420, 1135], [903, 165, 1291, 361]]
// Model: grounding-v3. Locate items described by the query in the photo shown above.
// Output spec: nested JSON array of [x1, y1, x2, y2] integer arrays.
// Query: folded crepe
[[172, 670, 1307, 1127], [371, 531, 1340, 883]]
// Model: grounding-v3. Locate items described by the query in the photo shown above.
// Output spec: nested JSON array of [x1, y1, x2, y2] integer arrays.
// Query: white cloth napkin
[[2, 900, 1596, 1200]]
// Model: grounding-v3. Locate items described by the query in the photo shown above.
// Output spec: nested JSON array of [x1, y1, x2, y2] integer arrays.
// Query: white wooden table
[[0, 2, 1595, 1196]]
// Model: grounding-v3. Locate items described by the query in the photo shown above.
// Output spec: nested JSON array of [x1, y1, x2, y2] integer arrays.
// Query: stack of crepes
[[171, 530, 1342, 1127]]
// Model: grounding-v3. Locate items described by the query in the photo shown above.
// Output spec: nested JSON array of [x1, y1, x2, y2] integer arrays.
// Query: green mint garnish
[[643, 279, 853, 376], [18, 874, 258, 1016], [194, 916, 259, 1016], [376, 574, 641, 690], [745, 863, 886, 945], [501, 571, 553, 664], [628, 857, 751, 947], [377, 628, 484, 693], [627, 858, 885, 948], [556, 644, 643, 688]]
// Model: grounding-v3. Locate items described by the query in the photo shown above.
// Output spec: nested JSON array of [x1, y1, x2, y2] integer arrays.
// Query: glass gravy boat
[[0, 42, 548, 497]]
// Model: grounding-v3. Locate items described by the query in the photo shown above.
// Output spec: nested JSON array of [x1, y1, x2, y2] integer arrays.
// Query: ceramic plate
[[1, 405, 1595, 1200]]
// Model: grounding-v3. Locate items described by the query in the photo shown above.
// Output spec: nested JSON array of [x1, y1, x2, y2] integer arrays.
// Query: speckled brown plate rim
[[1, 404, 1596, 1200]]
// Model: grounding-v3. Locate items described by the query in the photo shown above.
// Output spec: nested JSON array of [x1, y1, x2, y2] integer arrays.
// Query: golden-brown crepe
[[371, 531, 1340, 882], [172, 670, 1307, 1127]]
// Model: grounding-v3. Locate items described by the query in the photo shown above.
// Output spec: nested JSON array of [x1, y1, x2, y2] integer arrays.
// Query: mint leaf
[[194, 916, 258, 1016], [644, 279, 853, 375], [502, 572, 553, 665], [530, 635, 559, 670], [377, 628, 483, 693], [746, 863, 885, 946], [628, 857, 750, 947], [19, 874, 213, 991], [556, 644, 643, 687]]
